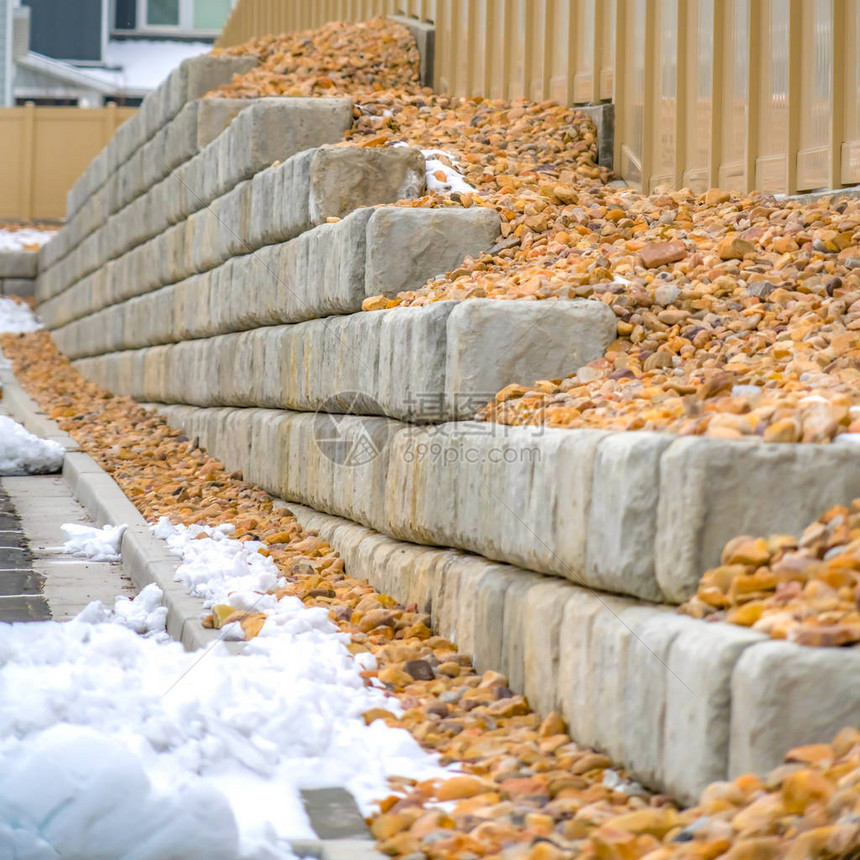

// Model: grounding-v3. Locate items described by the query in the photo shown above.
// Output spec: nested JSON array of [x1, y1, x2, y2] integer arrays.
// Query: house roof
[[16, 40, 212, 98]]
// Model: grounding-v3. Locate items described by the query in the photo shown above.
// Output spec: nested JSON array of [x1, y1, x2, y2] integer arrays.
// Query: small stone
[[435, 775, 486, 801], [704, 188, 731, 205], [721, 536, 771, 567], [654, 283, 681, 306], [781, 769, 834, 814], [717, 235, 755, 260], [640, 240, 687, 269], [404, 659, 435, 681], [363, 708, 397, 726]]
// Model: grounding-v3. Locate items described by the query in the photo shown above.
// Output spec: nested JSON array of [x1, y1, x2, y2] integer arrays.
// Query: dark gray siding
[[23, 0, 103, 62]]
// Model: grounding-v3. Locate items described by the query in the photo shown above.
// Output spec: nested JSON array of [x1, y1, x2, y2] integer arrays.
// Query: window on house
[[146, 0, 180, 26], [114, 0, 137, 29], [192, 0, 232, 30]]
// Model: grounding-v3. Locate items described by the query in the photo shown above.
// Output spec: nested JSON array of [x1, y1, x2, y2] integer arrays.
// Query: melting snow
[[0, 520, 444, 858], [0, 296, 42, 333], [0, 228, 56, 252], [0, 415, 64, 475], [59, 522, 127, 563]]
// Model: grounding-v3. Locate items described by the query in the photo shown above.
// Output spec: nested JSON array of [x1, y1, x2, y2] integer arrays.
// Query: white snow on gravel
[[0, 228, 56, 251], [0, 296, 42, 333], [0, 415, 64, 475], [421, 148, 476, 195], [0, 520, 443, 859], [59, 522, 127, 563]]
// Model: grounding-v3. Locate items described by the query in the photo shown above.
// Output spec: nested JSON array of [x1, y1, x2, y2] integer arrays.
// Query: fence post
[[675, 0, 689, 187], [830, 0, 846, 188], [613, 0, 627, 175], [786, 0, 802, 193], [708, 0, 725, 188], [19, 101, 35, 222], [745, 0, 762, 191], [641, 0, 657, 192]]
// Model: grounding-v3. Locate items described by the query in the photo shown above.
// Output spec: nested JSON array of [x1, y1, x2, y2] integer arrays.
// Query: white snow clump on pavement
[[0, 415, 64, 475], [60, 522, 127, 562], [0, 520, 444, 859]]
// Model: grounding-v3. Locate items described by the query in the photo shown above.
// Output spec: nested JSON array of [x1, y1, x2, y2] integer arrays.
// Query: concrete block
[[656, 436, 860, 603], [0, 251, 37, 279], [2, 279, 34, 297], [183, 55, 257, 102], [444, 299, 617, 420], [248, 149, 314, 248], [500, 569, 551, 695], [365, 206, 501, 298], [309, 145, 426, 222], [587, 432, 673, 602], [385, 423, 605, 585], [218, 98, 353, 201], [730, 640, 860, 778], [663, 620, 765, 804], [196, 97, 252, 148]]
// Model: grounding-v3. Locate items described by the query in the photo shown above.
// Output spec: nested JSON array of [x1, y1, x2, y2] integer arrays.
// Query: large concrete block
[[0, 251, 38, 279], [656, 436, 860, 603], [730, 641, 860, 778], [182, 55, 257, 103], [365, 207, 501, 298], [500, 569, 553, 695], [195, 97, 252, 148], [587, 432, 673, 602], [217, 98, 353, 201], [309, 145, 426, 222], [663, 620, 765, 804], [444, 299, 617, 420], [385, 424, 605, 586], [247, 149, 314, 248]]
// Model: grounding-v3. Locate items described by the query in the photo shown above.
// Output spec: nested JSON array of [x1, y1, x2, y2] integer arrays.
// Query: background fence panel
[[0, 104, 134, 222]]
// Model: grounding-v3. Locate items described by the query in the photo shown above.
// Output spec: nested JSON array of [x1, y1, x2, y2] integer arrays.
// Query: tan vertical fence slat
[[786, 0, 802, 193], [592, 0, 604, 103], [830, 0, 846, 187], [641, 0, 657, 191], [674, 0, 688, 187], [613, 0, 627, 175], [746, 0, 762, 190], [20, 103, 35, 222], [709, 0, 725, 187]]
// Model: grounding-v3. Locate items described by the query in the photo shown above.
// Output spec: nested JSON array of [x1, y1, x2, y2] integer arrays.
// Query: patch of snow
[[77, 582, 168, 639], [0, 296, 42, 332], [0, 227, 56, 251], [0, 415, 64, 475], [85, 40, 213, 94], [0, 520, 444, 858], [393, 142, 476, 195], [59, 522, 127, 562]]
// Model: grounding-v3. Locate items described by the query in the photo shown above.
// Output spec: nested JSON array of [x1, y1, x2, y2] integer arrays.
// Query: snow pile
[[0, 415, 64, 475], [0, 296, 42, 333], [60, 522, 127, 562], [421, 148, 476, 195], [78, 582, 168, 638], [0, 227, 56, 252], [0, 522, 444, 858]]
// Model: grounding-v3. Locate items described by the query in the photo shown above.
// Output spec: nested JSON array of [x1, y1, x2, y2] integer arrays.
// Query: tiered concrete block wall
[[36, 62, 860, 806], [0, 251, 38, 296]]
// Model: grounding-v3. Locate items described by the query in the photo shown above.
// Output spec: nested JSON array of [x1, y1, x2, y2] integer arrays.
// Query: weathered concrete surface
[[444, 299, 617, 419], [655, 436, 860, 602], [365, 207, 501, 298], [729, 641, 860, 778], [0, 251, 38, 279], [309, 145, 426, 222]]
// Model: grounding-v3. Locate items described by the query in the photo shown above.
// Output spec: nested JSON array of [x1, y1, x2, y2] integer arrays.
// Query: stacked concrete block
[[68, 299, 615, 424], [0, 251, 38, 296]]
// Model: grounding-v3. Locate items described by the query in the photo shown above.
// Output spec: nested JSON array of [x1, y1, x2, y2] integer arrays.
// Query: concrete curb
[[0, 352, 229, 653]]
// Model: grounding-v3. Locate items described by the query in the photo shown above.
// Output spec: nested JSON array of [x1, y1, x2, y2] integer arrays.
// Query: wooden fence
[[0, 103, 135, 221], [217, 0, 860, 195]]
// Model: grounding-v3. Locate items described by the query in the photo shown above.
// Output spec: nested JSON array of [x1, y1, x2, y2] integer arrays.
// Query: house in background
[[0, 0, 235, 107]]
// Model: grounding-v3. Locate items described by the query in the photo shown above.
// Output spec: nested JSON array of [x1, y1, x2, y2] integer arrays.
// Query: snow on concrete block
[[587, 431, 673, 601], [0, 251, 37, 279], [729, 640, 860, 778], [663, 620, 765, 804], [364, 207, 501, 298], [444, 298, 617, 420], [655, 436, 860, 603], [309, 144, 426, 222]]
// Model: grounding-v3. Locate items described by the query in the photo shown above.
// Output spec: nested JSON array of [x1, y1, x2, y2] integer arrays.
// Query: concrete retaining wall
[[276, 500, 860, 806]]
